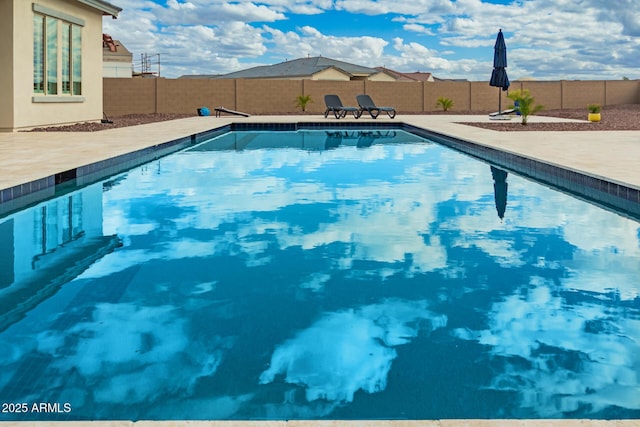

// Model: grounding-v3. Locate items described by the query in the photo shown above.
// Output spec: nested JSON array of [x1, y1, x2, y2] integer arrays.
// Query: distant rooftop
[[376, 67, 434, 82], [179, 56, 440, 82], [179, 74, 223, 79], [102, 35, 132, 63], [194, 56, 382, 80]]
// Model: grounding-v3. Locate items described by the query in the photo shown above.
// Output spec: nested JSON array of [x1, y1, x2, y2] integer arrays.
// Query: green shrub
[[507, 89, 544, 125], [436, 97, 454, 112], [295, 94, 313, 112], [587, 104, 601, 113]]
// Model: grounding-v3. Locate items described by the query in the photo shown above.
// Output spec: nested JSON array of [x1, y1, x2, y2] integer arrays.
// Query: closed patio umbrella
[[489, 29, 510, 119]]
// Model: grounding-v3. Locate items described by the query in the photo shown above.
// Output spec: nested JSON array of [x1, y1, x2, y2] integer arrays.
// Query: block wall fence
[[103, 78, 640, 116]]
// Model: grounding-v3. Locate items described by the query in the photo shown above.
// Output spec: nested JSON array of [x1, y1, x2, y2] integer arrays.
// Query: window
[[72, 26, 82, 95], [61, 23, 70, 94], [32, 4, 84, 98], [46, 16, 58, 95], [33, 15, 44, 93]]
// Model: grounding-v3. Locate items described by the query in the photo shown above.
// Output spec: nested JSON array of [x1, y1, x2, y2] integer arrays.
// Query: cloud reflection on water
[[260, 299, 447, 403], [454, 279, 640, 416], [38, 303, 228, 407]]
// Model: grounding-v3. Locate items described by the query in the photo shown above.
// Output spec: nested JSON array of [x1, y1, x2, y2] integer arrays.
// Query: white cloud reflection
[[454, 279, 640, 416], [260, 299, 447, 402], [37, 303, 229, 406]]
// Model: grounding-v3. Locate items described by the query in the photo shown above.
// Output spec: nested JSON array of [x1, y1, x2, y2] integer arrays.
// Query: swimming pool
[[0, 129, 639, 421]]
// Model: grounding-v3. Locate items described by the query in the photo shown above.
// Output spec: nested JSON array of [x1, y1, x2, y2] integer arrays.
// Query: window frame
[[32, 3, 85, 103]]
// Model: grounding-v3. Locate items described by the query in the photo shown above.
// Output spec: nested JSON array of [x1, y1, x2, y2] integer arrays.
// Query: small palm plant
[[507, 89, 544, 125], [295, 94, 313, 112], [436, 97, 454, 112], [587, 104, 601, 113]]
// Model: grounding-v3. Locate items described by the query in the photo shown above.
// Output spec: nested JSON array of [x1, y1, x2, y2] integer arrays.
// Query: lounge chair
[[214, 106, 250, 117], [324, 94, 361, 119], [489, 108, 516, 117], [356, 94, 396, 119]]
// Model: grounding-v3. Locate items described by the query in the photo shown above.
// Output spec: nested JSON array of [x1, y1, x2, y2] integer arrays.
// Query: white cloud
[[264, 25, 388, 65], [402, 23, 435, 35], [265, 0, 334, 15], [156, 0, 287, 24], [335, 0, 451, 16], [387, 38, 482, 78], [103, 0, 640, 79]]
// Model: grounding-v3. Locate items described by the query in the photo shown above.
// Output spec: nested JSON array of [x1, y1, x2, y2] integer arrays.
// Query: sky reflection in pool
[[0, 129, 639, 420]]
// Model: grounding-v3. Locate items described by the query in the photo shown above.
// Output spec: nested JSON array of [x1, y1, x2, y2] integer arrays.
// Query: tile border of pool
[[1, 121, 639, 221]]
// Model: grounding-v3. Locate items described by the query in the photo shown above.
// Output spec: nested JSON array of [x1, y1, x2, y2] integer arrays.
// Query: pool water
[[0, 129, 639, 421]]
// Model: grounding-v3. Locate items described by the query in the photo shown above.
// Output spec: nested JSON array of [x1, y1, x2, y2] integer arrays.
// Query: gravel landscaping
[[28, 113, 194, 132], [462, 103, 640, 131]]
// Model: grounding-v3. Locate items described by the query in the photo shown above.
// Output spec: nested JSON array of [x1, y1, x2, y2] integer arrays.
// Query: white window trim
[[32, 4, 85, 27], [32, 96, 86, 103]]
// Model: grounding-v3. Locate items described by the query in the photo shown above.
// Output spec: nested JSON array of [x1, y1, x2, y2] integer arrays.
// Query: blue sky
[[103, 0, 640, 80]]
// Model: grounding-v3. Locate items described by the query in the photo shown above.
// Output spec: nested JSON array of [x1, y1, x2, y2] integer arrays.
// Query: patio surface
[[1, 113, 639, 193], [0, 114, 639, 427]]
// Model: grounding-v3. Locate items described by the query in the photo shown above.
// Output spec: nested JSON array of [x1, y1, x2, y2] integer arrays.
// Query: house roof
[[103, 35, 132, 61], [375, 67, 434, 82], [403, 72, 434, 82], [77, 0, 121, 18], [179, 74, 224, 79], [217, 56, 381, 79]]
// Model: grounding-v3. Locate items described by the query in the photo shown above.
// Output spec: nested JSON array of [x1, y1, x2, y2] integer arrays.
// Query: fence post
[[154, 77, 159, 114]]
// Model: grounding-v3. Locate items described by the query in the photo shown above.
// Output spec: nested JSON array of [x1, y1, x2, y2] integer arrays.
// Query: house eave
[[76, 0, 122, 18]]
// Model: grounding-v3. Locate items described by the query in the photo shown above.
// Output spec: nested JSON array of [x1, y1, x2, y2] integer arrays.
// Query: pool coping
[[1, 120, 639, 222]]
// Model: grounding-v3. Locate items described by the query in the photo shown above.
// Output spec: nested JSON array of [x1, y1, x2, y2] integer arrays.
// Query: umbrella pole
[[498, 89, 501, 116]]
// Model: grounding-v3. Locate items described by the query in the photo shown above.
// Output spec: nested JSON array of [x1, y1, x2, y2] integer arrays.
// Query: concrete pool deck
[[1, 113, 639, 193], [0, 114, 639, 427]]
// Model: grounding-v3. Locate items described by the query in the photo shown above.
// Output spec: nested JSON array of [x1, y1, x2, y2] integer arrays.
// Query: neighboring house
[[103, 33, 132, 78], [376, 67, 435, 82], [0, 0, 121, 132], [190, 56, 397, 81]]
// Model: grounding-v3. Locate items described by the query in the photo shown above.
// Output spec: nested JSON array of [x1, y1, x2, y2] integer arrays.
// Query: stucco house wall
[[368, 72, 397, 82], [0, 1, 16, 131], [312, 68, 351, 81], [103, 38, 133, 78], [0, 0, 120, 132]]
